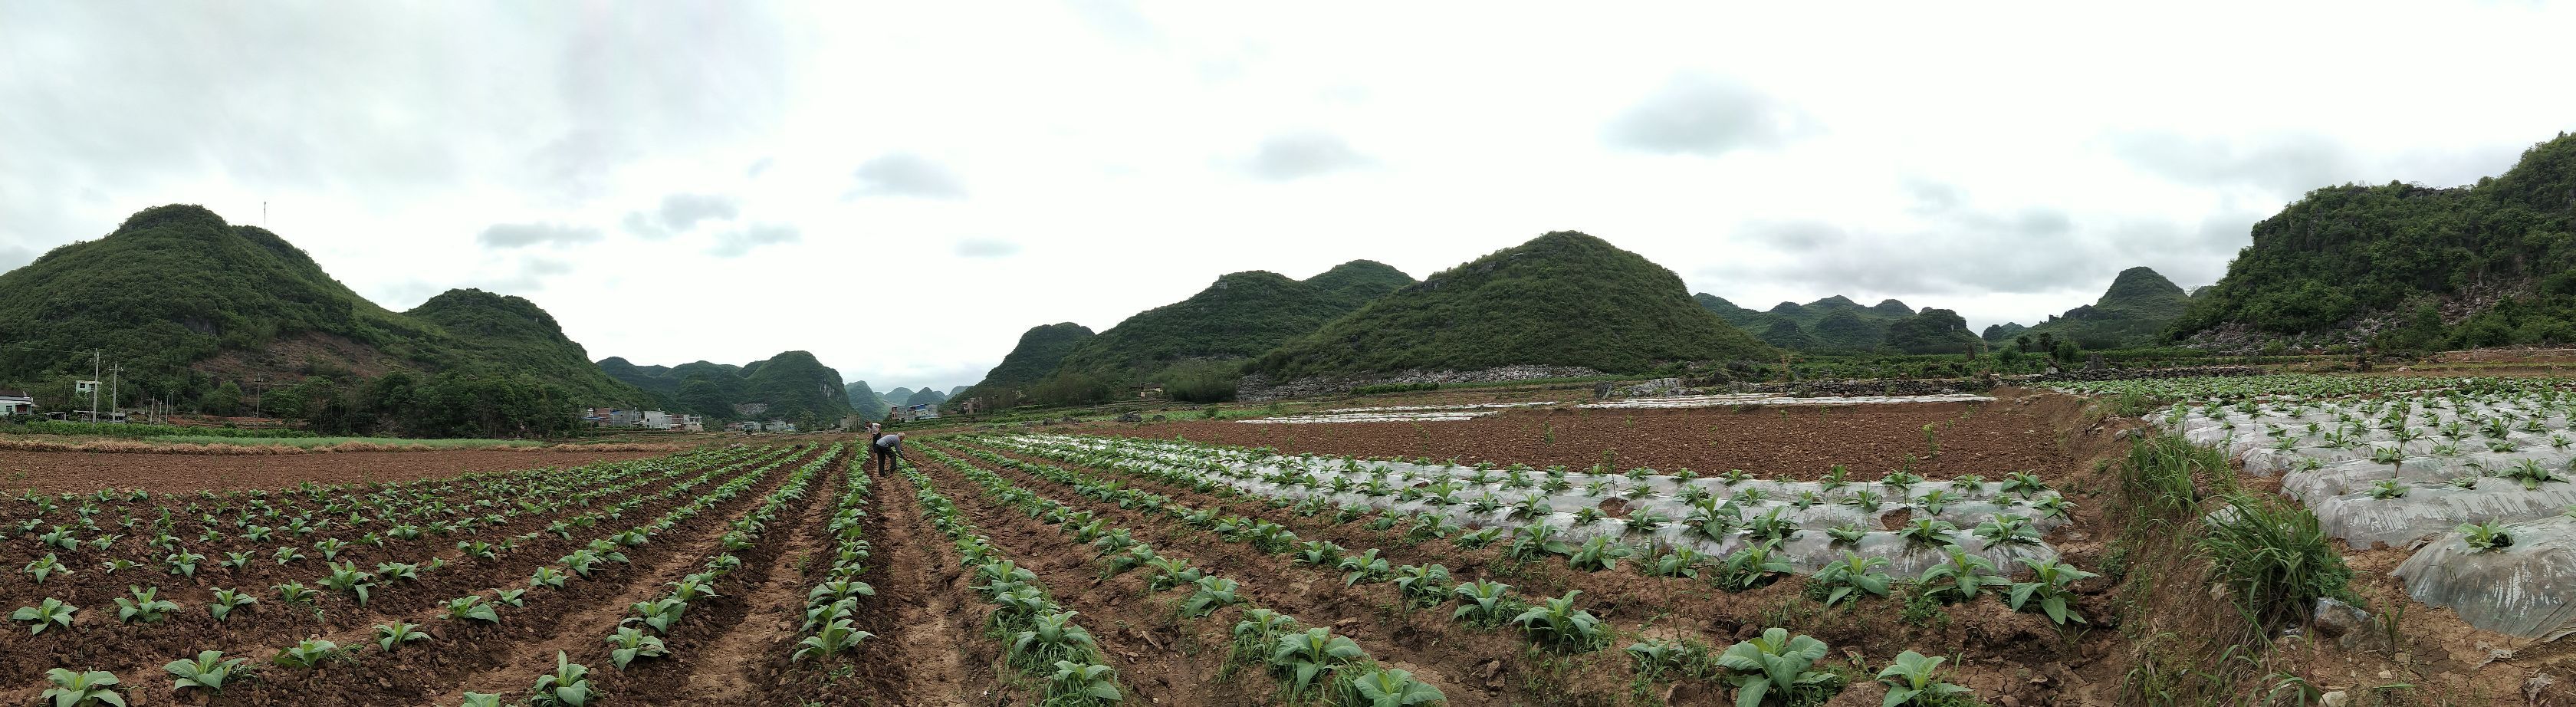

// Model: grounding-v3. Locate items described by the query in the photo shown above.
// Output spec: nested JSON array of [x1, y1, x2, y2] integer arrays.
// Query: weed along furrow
[[895, 458, 1151, 707], [0, 444, 810, 698], [918, 440, 1608, 705], [3, 444, 823, 706], [418, 443, 842, 705]]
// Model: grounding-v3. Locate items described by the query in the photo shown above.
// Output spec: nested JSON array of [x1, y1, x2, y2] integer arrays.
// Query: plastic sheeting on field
[[998, 434, 2065, 578], [1240, 402, 1562, 424], [2150, 393, 2576, 637], [2393, 515, 2576, 640], [1579, 393, 1993, 409]]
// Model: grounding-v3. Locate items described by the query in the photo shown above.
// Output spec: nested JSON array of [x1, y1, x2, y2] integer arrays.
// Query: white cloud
[[1244, 131, 1374, 180], [709, 223, 800, 258], [1602, 73, 1809, 156], [847, 153, 968, 199], [955, 238, 1022, 258], [478, 222, 601, 248]]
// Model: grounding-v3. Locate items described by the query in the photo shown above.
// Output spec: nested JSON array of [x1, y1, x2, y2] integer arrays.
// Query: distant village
[[580, 408, 819, 433]]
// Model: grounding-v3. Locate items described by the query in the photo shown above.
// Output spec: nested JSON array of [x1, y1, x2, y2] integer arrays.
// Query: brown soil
[[1087, 396, 2068, 480], [826, 457, 1001, 705], [0, 445, 822, 706], [0, 447, 665, 492]]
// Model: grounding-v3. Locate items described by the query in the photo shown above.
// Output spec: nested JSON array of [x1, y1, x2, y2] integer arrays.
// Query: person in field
[[873, 432, 903, 472]]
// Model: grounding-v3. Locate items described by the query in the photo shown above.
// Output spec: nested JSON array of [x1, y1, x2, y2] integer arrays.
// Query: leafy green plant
[[1877, 650, 1971, 707], [1564, 536, 1635, 572], [15, 597, 77, 634], [376, 621, 429, 652], [2457, 521, 2514, 551], [605, 626, 669, 669], [114, 586, 177, 624], [40, 669, 125, 707], [166, 650, 248, 695], [1184, 577, 1245, 617], [1390, 564, 1451, 607], [2367, 480, 2409, 500], [320, 561, 373, 606], [1716, 627, 1838, 707], [1270, 627, 1364, 698], [795, 616, 872, 662], [1451, 580, 1517, 626], [2007, 558, 2098, 626], [1894, 518, 1959, 548], [1917, 547, 2007, 605], [1047, 660, 1124, 705], [1014, 610, 1099, 667], [25, 553, 68, 584], [1809, 552, 1893, 607], [1714, 540, 1793, 592], [273, 639, 338, 669], [530, 651, 593, 707], [445, 595, 501, 623], [1342, 666, 1446, 706], [1511, 590, 1605, 652]]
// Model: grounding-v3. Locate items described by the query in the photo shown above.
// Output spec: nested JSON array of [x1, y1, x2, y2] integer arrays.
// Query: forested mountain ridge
[[2002, 266, 2193, 349], [0, 204, 650, 436], [1255, 231, 1774, 377], [2174, 133, 2576, 349], [596, 350, 853, 427]]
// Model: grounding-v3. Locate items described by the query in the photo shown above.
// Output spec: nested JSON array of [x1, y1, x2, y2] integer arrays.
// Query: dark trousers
[[876, 446, 897, 472]]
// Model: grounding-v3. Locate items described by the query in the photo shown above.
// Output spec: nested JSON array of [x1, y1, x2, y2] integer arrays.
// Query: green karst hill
[[597, 350, 853, 428], [0, 204, 650, 432], [1024, 260, 1416, 403], [1255, 231, 1773, 376], [2003, 266, 2193, 349], [946, 322, 1095, 410], [2176, 133, 2576, 349]]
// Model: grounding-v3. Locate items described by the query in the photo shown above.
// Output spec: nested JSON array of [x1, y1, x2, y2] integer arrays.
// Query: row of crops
[[4, 442, 890, 706], [992, 434, 2075, 577], [2060, 374, 2576, 639], [896, 435, 2078, 705]]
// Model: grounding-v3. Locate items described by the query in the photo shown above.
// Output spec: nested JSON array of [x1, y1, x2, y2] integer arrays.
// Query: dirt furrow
[[912, 455, 1241, 706], [664, 454, 843, 702], [406, 448, 826, 705], [846, 458, 992, 705], [922, 445, 1576, 705], [0, 447, 812, 706]]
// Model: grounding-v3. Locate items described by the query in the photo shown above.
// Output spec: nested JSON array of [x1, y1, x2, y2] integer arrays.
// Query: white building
[[0, 390, 31, 416]]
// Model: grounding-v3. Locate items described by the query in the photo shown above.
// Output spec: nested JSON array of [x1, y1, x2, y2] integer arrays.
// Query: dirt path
[[669, 455, 843, 701], [912, 455, 1239, 706], [857, 459, 990, 705]]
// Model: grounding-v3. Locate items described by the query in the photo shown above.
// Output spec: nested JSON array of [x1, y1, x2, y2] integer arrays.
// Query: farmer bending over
[[873, 432, 904, 472]]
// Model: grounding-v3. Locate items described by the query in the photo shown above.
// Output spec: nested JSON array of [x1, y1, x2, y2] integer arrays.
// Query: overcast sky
[[6, 2, 2573, 393]]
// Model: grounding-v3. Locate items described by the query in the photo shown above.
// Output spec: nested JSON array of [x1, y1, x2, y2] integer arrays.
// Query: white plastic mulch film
[[2149, 389, 2576, 638], [1238, 402, 1560, 424], [1579, 393, 1994, 409], [991, 434, 2070, 580]]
